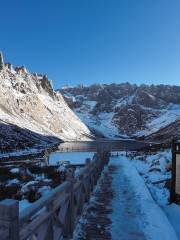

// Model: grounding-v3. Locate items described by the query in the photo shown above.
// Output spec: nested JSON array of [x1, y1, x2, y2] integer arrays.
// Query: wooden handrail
[[0, 150, 110, 240], [19, 181, 71, 226]]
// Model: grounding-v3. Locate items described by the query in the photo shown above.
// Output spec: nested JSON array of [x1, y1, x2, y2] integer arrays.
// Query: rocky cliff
[[0, 53, 93, 153], [59, 83, 180, 143]]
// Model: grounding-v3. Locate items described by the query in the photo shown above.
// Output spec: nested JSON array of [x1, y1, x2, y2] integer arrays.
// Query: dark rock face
[[143, 120, 180, 143], [40, 75, 54, 97], [113, 104, 159, 135], [0, 52, 4, 70], [0, 122, 59, 154], [59, 83, 180, 142], [4, 63, 13, 71], [15, 66, 28, 74], [132, 89, 165, 108]]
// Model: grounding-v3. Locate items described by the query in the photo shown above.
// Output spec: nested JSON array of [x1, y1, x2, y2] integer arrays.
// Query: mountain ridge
[[0, 53, 93, 153], [59, 83, 180, 143]]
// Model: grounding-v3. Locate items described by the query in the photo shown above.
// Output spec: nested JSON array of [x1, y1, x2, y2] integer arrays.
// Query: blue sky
[[1, 0, 180, 88]]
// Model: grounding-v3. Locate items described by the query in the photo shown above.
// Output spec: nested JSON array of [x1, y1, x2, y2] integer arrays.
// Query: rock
[[39, 75, 54, 97], [0, 52, 4, 70], [15, 66, 28, 74], [0, 53, 93, 152], [4, 62, 13, 71], [59, 83, 180, 142], [32, 72, 38, 78], [165, 162, 172, 172]]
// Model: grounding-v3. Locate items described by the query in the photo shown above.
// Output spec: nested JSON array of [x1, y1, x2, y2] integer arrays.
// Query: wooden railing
[[0, 151, 110, 240]]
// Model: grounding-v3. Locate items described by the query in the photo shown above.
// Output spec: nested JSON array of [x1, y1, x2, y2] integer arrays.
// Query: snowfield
[[76, 111, 123, 138]]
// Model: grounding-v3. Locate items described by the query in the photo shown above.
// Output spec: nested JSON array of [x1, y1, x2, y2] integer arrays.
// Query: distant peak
[[15, 66, 28, 74]]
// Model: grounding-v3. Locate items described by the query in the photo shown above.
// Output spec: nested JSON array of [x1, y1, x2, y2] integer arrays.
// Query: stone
[[0, 52, 4, 70], [165, 162, 172, 171], [4, 62, 13, 71], [40, 74, 54, 96], [32, 72, 38, 78], [15, 66, 28, 74]]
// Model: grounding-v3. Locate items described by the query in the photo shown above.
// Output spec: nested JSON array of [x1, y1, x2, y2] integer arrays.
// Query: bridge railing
[[0, 150, 110, 240]]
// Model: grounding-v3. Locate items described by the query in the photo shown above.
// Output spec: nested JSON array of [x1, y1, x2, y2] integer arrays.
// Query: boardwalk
[[73, 165, 115, 239], [73, 154, 177, 240], [0, 152, 177, 240]]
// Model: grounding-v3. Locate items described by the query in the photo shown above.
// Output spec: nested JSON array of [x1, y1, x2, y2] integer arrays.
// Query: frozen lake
[[48, 151, 95, 165], [47, 139, 149, 166], [0, 139, 150, 167], [56, 139, 149, 152]]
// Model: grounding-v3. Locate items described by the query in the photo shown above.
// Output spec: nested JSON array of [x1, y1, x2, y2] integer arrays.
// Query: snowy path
[[73, 153, 178, 240], [73, 165, 114, 239], [110, 154, 177, 240], [110, 156, 145, 239]]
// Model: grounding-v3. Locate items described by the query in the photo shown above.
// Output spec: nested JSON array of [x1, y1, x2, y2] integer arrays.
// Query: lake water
[[0, 139, 149, 167], [47, 139, 149, 165], [55, 139, 149, 152]]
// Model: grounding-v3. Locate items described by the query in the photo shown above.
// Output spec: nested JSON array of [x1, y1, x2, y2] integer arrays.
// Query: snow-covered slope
[[59, 83, 180, 142], [0, 53, 93, 152]]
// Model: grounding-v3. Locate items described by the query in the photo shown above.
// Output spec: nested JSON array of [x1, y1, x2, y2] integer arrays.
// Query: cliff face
[[60, 83, 180, 143], [0, 53, 93, 152]]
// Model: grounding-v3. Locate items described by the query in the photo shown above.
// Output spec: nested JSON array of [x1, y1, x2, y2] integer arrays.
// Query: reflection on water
[[46, 140, 149, 166], [0, 140, 148, 168], [56, 140, 148, 152]]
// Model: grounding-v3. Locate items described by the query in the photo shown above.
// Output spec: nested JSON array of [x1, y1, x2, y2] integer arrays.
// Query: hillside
[[0, 53, 93, 153], [60, 83, 180, 143]]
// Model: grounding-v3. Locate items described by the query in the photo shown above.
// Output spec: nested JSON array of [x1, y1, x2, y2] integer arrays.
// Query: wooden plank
[[19, 181, 71, 226]]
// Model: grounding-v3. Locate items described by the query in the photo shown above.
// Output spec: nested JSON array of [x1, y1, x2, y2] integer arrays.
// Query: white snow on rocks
[[0, 67, 93, 146], [60, 84, 180, 140], [128, 149, 180, 239], [136, 105, 180, 137], [131, 150, 171, 206], [76, 111, 122, 138]]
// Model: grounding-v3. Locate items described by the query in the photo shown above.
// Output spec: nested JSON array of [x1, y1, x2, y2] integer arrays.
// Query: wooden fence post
[[66, 172, 75, 237], [0, 199, 19, 240]]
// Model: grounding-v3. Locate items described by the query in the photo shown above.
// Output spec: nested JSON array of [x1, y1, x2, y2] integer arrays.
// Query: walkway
[[73, 153, 177, 240], [73, 165, 115, 239]]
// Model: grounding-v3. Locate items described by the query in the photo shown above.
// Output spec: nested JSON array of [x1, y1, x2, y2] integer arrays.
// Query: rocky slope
[[59, 83, 180, 143], [0, 53, 93, 153]]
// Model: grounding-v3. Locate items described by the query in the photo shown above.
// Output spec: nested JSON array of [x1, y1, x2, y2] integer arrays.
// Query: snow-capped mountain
[[0, 53, 93, 152], [59, 83, 180, 143]]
